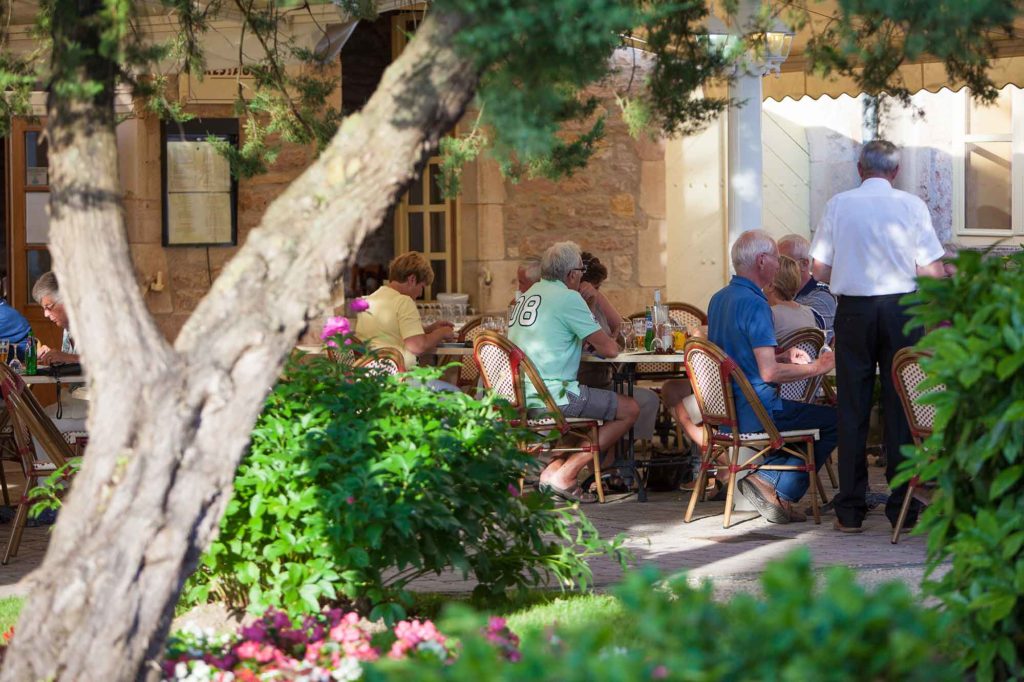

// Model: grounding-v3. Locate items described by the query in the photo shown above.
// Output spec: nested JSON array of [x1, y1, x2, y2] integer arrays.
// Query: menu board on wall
[[162, 120, 238, 247]]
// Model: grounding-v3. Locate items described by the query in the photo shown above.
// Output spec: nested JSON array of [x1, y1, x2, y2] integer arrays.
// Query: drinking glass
[[617, 319, 631, 351], [631, 318, 646, 351]]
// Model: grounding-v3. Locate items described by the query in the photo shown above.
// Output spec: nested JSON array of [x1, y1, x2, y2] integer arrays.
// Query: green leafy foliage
[[365, 550, 955, 681], [26, 459, 80, 516], [183, 348, 626, 623], [799, 0, 1019, 106], [900, 250, 1024, 680]]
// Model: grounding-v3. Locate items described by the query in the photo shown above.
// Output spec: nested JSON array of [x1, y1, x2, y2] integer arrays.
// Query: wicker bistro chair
[[472, 331, 605, 503], [455, 317, 488, 391], [0, 364, 76, 564], [353, 347, 406, 376], [682, 338, 823, 528], [776, 327, 837, 491], [890, 348, 944, 544]]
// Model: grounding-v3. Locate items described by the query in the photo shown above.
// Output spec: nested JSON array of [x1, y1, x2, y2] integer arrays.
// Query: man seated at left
[[509, 241, 639, 503]]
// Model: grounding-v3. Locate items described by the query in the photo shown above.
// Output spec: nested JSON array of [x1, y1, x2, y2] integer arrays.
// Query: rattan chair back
[[353, 347, 406, 376], [892, 348, 942, 446], [683, 337, 784, 447], [456, 318, 488, 388], [626, 302, 708, 375], [776, 327, 826, 403]]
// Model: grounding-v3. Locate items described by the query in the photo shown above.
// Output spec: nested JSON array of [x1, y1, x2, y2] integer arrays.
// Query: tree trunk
[[0, 7, 479, 681]]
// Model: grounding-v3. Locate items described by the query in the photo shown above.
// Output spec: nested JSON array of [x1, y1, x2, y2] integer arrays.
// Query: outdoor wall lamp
[[702, 15, 793, 77]]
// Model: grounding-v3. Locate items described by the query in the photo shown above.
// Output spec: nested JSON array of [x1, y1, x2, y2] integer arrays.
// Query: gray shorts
[[559, 385, 618, 422]]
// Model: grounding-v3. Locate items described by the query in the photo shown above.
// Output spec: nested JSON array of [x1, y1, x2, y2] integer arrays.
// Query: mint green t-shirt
[[508, 279, 601, 407]]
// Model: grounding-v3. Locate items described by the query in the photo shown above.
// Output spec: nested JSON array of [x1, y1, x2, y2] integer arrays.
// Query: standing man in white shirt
[[810, 140, 945, 533]]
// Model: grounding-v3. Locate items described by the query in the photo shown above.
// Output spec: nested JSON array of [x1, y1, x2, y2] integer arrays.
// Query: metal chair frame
[[890, 348, 943, 544], [472, 331, 605, 503], [0, 363, 76, 564], [683, 337, 822, 528], [776, 327, 837, 492]]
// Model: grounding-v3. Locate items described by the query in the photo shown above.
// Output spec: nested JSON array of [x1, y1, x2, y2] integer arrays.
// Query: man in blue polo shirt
[[0, 296, 31, 348], [709, 230, 837, 523], [509, 241, 639, 504]]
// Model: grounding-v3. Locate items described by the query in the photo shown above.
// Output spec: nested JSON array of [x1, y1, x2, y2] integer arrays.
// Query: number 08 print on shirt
[[510, 295, 542, 326]]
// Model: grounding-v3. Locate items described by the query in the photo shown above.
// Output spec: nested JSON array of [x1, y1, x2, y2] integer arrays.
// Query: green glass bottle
[[643, 306, 654, 351], [26, 333, 37, 375]]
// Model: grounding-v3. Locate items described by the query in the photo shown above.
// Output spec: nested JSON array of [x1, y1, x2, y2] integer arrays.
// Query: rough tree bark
[[0, 6, 480, 681]]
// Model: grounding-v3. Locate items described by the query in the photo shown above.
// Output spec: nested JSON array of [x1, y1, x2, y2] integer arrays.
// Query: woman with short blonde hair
[[765, 255, 820, 337]]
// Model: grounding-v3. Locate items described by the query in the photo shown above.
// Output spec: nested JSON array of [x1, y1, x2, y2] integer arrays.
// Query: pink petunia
[[507, 483, 521, 497], [321, 316, 351, 340], [349, 298, 370, 313]]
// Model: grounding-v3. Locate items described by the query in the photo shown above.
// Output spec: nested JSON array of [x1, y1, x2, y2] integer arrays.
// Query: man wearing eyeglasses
[[508, 241, 639, 503]]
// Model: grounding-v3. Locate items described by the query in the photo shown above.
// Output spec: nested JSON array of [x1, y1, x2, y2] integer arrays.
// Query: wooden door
[[7, 117, 62, 355]]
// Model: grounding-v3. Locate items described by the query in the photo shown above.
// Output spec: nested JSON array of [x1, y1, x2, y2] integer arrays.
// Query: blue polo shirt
[[0, 301, 30, 345], [708, 276, 779, 433]]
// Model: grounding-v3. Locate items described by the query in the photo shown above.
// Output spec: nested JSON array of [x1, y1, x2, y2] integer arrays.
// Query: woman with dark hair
[[576, 252, 660, 447]]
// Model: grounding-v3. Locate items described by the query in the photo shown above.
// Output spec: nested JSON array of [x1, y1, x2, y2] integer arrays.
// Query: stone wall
[[119, 80, 327, 342], [460, 48, 667, 317]]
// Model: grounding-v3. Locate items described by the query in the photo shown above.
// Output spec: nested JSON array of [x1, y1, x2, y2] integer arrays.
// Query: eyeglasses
[[41, 301, 58, 312], [571, 266, 587, 273]]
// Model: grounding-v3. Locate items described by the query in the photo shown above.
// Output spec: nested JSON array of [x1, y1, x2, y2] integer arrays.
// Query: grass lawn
[[0, 597, 22, 633], [410, 591, 624, 642]]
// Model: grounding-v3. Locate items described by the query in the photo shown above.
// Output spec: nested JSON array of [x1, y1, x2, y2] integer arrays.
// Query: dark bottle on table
[[26, 333, 37, 375]]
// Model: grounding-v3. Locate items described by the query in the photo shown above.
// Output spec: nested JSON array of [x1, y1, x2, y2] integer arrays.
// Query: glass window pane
[[27, 249, 51, 300], [968, 87, 1012, 135], [26, 192, 50, 244], [965, 141, 1012, 231], [429, 163, 444, 204], [430, 259, 447, 299], [24, 131, 49, 186], [429, 212, 446, 251], [408, 212, 424, 252], [408, 172, 423, 205]]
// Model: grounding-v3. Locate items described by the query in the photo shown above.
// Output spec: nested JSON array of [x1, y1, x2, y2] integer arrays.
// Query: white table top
[[434, 345, 473, 356], [582, 351, 686, 364], [22, 374, 85, 384]]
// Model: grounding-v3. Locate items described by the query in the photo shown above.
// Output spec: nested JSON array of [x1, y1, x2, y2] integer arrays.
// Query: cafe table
[[582, 350, 690, 502]]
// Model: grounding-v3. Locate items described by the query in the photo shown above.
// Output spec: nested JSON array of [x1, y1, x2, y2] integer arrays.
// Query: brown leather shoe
[[738, 475, 790, 524], [780, 499, 807, 523]]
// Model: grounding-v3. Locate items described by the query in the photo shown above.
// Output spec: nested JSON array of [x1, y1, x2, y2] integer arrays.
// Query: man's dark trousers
[[833, 293, 922, 527]]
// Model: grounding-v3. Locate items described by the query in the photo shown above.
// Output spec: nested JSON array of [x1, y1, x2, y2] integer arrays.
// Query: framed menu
[[161, 119, 239, 246]]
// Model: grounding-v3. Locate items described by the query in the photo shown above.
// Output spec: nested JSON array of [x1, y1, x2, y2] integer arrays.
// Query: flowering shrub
[[183, 337, 625, 621], [162, 608, 462, 681]]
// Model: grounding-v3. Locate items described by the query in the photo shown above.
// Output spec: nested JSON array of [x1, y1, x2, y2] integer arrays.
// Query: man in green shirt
[[509, 241, 639, 503]]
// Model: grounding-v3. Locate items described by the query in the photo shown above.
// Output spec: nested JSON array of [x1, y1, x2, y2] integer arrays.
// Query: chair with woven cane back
[[455, 316, 487, 392], [626, 302, 708, 376], [472, 331, 605, 503], [683, 337, 823, 528], [0, 363, 77, 564], [890, 347, 943, 544], [776, 327, 838, 493], [353, 347, 406, 376]]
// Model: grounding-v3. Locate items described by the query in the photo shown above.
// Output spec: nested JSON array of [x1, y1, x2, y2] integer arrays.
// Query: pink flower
[[321, 316, 351, 340], [507, 483, 521, 497], [349, 298, 370, 313], [346, 496, 356, 505], [652, 665, 668, 679]]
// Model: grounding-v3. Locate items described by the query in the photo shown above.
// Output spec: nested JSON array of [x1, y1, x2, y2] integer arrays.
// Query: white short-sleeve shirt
[[810, 177, 944, 296]]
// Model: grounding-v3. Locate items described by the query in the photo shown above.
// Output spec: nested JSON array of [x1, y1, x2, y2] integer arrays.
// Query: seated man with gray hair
[[509, 241, 639, 503], [707, 230, 837, 524]]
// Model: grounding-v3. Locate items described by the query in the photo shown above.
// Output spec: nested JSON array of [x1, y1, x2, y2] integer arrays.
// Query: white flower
[[331, 657, 363, 682]]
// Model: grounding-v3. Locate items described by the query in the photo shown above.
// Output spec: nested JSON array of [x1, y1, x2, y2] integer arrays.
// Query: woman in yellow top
[[355, 252, 455, 369]]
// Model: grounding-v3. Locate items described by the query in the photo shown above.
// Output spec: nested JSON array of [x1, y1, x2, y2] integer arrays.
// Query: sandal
[[540, 481, 598, 504], [583, 473, 631, 495]]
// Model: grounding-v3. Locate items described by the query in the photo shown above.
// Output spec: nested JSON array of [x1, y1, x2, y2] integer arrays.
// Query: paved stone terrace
[[0, 462, 932, 601]]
